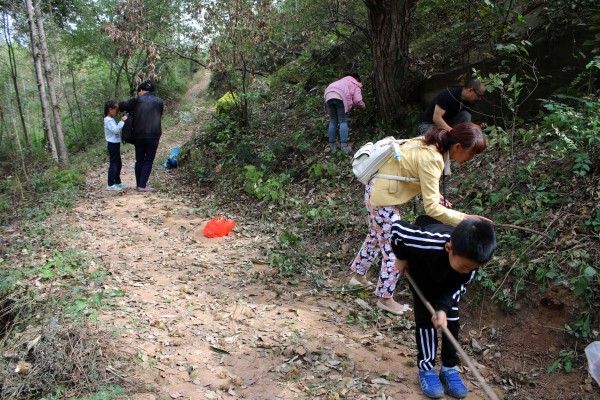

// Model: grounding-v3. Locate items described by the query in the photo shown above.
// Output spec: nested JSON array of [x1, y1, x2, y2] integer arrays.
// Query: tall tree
[[25, 0, 58, 163], [192, 0, 281, 127], [33, 0, 68, 164], [2, 11, 30, 149], [102, 0, 187, 89], [364, 0, 418, 130]]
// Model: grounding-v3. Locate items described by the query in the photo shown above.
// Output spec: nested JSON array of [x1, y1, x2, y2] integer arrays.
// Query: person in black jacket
[[390, 218, 496, 399], [119, 81, 164, 192]]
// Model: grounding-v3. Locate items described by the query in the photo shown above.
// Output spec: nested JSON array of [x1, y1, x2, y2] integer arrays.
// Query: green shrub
[[215, 92, 240, 116]]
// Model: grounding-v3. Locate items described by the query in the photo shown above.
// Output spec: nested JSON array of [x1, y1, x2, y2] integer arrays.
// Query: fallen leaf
[[209, 345, 230, 355], [15, 360, 32, 375]]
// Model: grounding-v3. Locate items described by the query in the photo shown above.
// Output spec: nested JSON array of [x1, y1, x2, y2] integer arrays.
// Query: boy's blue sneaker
[[439, 367, 469, 398], [418, 369, 445, 398]]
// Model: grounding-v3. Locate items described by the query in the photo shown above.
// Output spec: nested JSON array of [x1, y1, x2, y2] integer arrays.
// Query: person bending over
[[348, 122, 491, 315], [391, 218, 496, 399]]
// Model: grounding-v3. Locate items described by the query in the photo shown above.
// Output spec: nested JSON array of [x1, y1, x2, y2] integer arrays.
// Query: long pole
[[405, 271, 500, 400]]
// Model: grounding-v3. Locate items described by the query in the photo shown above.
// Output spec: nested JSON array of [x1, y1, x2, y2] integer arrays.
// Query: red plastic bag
[[203, 216, 236, 238]]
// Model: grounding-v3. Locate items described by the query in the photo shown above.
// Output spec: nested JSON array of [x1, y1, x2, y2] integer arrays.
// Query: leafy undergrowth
[[0, 215, 133, 399], [177, 82, 599, 398]]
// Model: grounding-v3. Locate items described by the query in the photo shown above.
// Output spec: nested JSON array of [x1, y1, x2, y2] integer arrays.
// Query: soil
[[60, 71, 598, 400]]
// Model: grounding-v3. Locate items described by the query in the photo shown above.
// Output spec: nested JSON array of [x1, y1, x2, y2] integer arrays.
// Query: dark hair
[[137, 80, 155, 93], [423, 122, 486, 155], [104, 100, 118, 117], [451, 220, 496, 263], [348, 73, 361, 83], [464, 78, 482, 90]]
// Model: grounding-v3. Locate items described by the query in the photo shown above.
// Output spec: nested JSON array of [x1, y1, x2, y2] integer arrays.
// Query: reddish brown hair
[[423, 122, 486, 155]]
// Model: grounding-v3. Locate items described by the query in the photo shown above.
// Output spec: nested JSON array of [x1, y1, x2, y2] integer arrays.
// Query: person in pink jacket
[[324, 73, 366, 154]]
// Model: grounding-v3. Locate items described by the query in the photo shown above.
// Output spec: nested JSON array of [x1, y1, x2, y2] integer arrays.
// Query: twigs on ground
[[0, 323, 134, 399], [493, 223, 552, 240]]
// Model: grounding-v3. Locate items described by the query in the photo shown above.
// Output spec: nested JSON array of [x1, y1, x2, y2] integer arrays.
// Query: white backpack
[[351, 136, 424, 185]]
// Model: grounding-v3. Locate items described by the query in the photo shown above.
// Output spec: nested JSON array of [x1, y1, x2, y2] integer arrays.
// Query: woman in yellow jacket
[[349, 122, 492, 315]]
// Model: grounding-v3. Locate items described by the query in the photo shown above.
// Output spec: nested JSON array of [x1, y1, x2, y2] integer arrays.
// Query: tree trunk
[[25, 0, 58, 163], [2, 12, 30, 150], [67, 54, 85, 139], [0, 104, 6, 143], [364, 0, 418, 131], [58, 59, 80, 146], [34, 0, 69, 164], [8, 101, 29, 179], [113, 58, 127, 98]]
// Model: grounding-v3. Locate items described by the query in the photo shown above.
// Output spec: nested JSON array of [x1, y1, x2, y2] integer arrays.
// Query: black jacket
[[390, 220, 477, 314], [119, 93, 164, 139]]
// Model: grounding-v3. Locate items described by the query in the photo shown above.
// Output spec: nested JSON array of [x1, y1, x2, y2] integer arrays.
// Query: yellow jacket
[[369, 138, 465, 226]]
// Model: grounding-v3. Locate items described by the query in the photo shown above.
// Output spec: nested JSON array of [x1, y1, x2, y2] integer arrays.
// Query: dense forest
[[0, 0, 599, 399]]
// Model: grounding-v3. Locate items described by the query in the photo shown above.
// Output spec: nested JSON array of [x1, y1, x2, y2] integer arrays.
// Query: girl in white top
[[104, 100, 127, 190]]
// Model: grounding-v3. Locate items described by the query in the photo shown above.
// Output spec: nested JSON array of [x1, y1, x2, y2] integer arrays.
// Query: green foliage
[[565, 311, 595, 341], [307, 158, 340, 181], [539, 96, 600, 160], [279, 230, 301, 246], [547, 350, 575, 374], [243, 165, 290, 204], [54, 386, 126, 400], [270, 59, 306, 92], [465, 89, 599, 315], [268, 250, 300, 277], [0, 167, 83, 227], [584, 208, 600, 234], [305, 205, 334, 222], [0, 177, 21, 225], [215, 92, 240, 116]]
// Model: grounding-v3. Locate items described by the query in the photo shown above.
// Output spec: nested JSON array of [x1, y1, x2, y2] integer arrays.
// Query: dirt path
[[67, 71, 493, 400]]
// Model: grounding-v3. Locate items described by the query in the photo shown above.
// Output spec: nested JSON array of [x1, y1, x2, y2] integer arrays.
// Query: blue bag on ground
[[163, 147, 179, 169]]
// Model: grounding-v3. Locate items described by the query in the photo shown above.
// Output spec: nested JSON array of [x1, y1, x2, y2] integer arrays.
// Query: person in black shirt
[[391, 218, 496, 399], [418, 79, 485, 136], [119, 81, 164, 192]]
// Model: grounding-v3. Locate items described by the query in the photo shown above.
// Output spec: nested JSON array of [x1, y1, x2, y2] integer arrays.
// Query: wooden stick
[[493, 223, 551, 240], [405, 271, 499, 400]]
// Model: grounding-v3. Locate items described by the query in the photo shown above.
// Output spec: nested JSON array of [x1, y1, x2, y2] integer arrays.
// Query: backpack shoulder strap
[[373, 173, 420, 182]]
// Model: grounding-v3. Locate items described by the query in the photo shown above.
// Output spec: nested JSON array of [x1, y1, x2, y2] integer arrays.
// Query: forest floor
[[46, 71, 594, 400]]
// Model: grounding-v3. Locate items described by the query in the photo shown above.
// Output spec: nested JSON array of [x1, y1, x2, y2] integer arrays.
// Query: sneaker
[[418, 369, 445, 399], [328, 143, 337, 151], [341, 144, 353, 154], [116, 183, 129, 190], [106, 184, 122, 191], [136, 186, 156, 192], [439, 367, 469, 398]]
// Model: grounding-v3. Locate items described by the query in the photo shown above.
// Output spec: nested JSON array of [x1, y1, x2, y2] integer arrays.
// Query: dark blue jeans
[[107, 142, 122, 186], [326, 99, 349, 146], [134, 137, 160, 188]]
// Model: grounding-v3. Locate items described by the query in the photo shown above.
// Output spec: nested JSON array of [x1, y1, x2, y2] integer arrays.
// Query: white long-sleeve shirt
[[104, 116, 124, 143]]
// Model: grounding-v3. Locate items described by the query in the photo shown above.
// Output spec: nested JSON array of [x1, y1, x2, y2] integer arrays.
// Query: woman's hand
[[121, 114, 128, 121], [464, 214, 493, 224], [440, 195, 452, 208], [394, 258, 408, 275]]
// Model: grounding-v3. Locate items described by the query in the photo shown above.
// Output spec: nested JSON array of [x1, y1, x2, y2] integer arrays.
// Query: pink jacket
[[324, 76, 366, 113]]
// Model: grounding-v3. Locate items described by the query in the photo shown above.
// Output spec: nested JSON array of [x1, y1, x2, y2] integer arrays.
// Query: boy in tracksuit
[[390, 218, 496, 399]]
